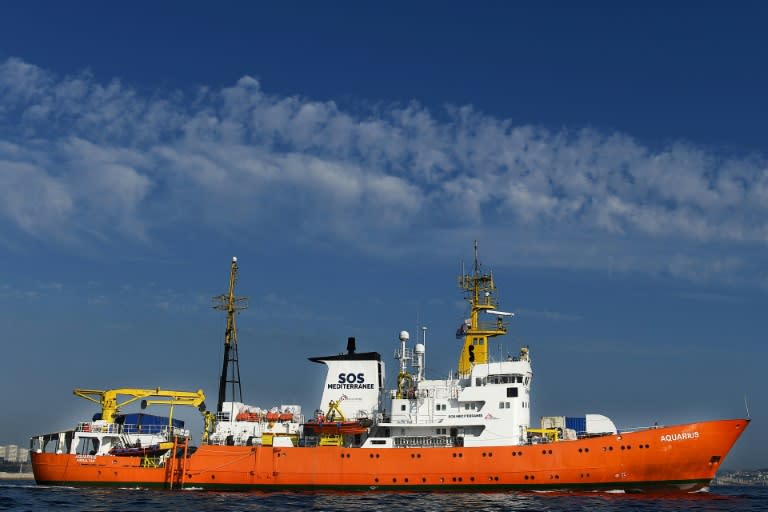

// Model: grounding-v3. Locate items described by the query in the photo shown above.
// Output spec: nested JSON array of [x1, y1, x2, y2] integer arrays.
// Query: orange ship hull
[[31, 418, 748, 492]]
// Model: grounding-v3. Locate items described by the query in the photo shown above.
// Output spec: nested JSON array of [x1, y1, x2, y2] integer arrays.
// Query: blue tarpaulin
[[116, 413, 184, 433], [566, 416, 586, 433]]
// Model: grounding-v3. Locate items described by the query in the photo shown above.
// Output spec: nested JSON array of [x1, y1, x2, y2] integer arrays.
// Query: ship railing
[[75, 422, 189, 438], [393, 435, 455, 448], [614, 424, 663, 433], [475, 320, 506, 332], [119, 424, 188, 437], [76, 422, 121, 434]]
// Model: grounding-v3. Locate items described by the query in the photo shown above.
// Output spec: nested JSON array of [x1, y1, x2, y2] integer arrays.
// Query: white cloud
[[0, 158, 73, 236], [1, 57, 767, 284]]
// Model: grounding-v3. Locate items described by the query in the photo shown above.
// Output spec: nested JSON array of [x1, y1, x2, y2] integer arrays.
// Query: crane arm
[[73, 387, 206, 423]]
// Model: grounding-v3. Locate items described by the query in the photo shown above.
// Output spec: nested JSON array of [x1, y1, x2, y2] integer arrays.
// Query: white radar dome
[[399, 330, 410, 341], [415, 343, 425, 353]]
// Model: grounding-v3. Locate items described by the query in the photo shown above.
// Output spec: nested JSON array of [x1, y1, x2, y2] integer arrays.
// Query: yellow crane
[[73, 387, 207, 424]]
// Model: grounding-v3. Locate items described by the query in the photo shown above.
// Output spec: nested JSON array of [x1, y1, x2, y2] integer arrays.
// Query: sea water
[[1, 480, 766, 511]]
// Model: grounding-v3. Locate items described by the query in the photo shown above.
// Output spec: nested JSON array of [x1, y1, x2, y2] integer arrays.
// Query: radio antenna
[[212, 257, 249, 412]]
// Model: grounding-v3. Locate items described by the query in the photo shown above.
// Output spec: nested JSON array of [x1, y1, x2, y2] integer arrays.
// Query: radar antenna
[[456, 241, 509, 375], [212, 257, 249, 412]]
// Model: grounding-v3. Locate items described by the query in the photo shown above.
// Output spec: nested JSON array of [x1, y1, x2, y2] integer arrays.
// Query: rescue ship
[[30, 246, 749, 492]]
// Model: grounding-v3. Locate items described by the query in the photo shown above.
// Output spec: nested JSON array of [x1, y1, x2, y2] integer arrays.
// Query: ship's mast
[[213, 257, 249, 412], [456, 241, 508, 376]]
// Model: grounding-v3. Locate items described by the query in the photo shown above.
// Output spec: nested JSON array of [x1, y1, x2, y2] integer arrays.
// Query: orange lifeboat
[[303, 418, 372, 436], [235, 412, 261, 422]]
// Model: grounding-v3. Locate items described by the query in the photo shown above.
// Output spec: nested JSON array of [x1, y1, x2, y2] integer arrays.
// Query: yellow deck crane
[[73, 387, 207, 426], [74, 388, 210, 478]]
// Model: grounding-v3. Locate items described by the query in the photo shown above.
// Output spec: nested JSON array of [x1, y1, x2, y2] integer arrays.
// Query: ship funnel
[[309, 340, 384, 420]]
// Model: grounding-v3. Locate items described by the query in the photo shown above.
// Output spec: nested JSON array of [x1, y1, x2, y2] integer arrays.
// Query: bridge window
[[75, 437, 100, 456], [488, 374, 524, 385]]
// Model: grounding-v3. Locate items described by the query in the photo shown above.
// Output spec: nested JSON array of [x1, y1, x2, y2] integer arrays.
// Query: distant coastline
[[714, 469, 768, 487], [0, 472, 33, 480]]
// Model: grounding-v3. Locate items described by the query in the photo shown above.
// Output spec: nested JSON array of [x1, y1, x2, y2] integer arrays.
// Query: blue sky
[[0, 2, 766, 469]]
